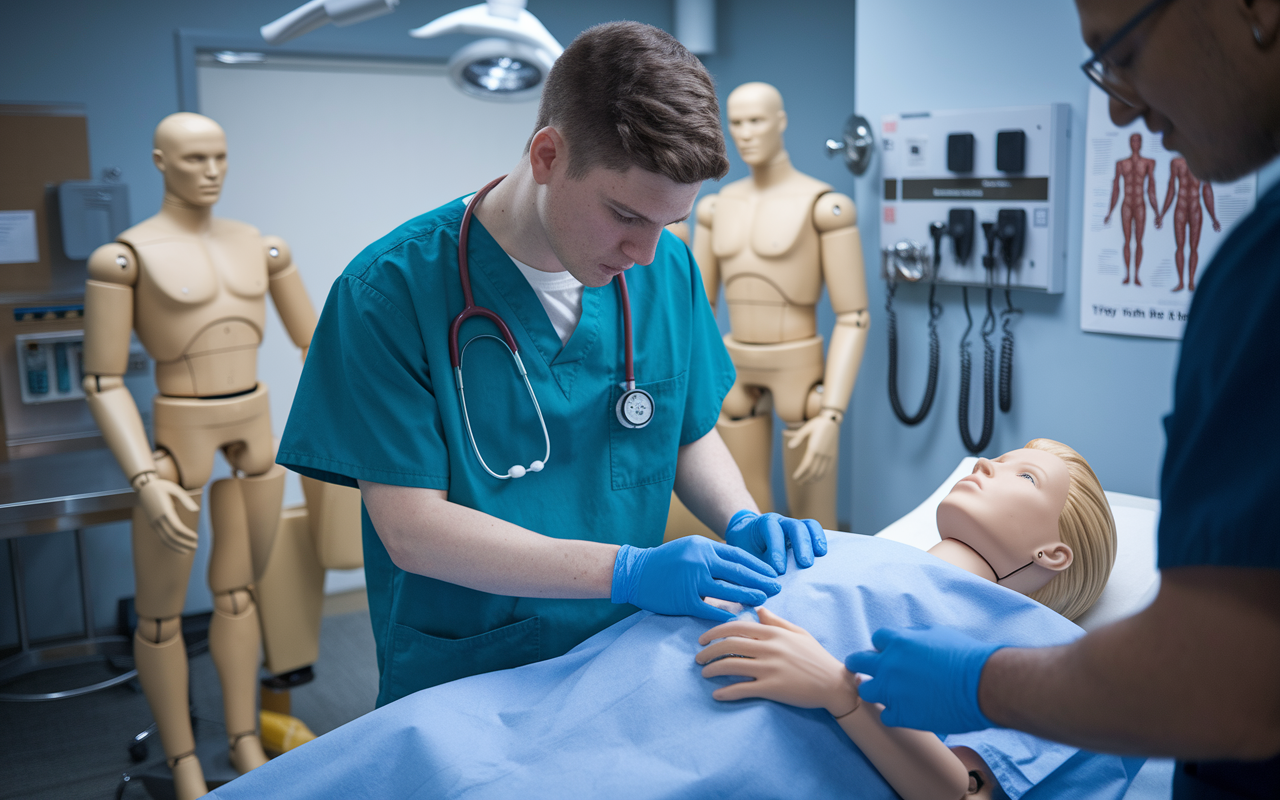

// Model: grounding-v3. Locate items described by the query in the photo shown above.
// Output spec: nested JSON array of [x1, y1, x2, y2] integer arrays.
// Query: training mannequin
[[82, 113, 320, 799], [698, 439, 1117, 799], [678, 82, 868, 534]]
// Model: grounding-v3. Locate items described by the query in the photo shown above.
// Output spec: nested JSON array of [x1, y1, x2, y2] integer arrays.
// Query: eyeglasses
[[1081, 0, 1179, 108]]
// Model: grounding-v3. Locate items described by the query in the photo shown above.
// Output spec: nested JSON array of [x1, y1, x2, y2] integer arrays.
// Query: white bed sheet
[[872, 457, 1173, 799]]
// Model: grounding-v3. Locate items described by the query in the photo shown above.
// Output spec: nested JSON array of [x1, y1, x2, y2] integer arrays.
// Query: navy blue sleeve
[[1157, 187, 1280, 569]]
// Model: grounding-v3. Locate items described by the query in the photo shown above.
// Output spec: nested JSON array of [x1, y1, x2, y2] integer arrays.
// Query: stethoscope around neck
[[450, 176, 655, 480]]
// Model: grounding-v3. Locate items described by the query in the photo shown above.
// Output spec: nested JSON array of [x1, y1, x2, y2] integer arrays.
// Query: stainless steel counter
[[0, 448, 135, 539]]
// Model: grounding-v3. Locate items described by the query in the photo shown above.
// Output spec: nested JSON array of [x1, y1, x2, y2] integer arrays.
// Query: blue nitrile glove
[[844, 626, 1005, 735], [724, 510, 828, 574], [611, 536, 780, 623]]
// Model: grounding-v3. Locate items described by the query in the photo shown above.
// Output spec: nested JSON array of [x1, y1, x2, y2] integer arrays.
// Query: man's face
[[727, 92, 785, 167], [539, 163, 700, 287], [1076, 0, 1276, 181], [154, 129, 227, 207]]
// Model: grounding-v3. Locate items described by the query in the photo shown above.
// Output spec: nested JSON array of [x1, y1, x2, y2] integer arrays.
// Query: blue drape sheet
[[211, 533, 1142, 799]]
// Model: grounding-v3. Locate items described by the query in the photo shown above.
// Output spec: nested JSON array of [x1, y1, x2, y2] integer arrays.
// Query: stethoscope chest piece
[[616, 386, 655, 429]]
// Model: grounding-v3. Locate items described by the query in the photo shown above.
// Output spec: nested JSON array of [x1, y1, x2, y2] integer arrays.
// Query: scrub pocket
[[384, 616, 541, 701], [608, 371, 687, 490]]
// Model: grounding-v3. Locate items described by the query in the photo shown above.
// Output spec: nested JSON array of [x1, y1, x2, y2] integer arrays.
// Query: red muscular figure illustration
[[1156, 156, 1221, 292], [1103, 133, 1159, 286]]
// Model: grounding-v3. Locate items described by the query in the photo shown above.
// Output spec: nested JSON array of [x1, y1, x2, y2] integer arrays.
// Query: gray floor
[[0, 610, 378, 800]]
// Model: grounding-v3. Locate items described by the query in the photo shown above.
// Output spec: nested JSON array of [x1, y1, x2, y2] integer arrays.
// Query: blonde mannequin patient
[[696, 439, 1117, 799]]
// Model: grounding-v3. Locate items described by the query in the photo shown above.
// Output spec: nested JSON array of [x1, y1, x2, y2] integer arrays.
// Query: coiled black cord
[[886, 276, 942, 426], [958, 288, 996, 454], [998, 266, 1021, 413]]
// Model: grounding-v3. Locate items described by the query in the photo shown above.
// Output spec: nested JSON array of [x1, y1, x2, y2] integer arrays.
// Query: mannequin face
[[153, 114, 227, 208], [530, 127, 699, 287], [936, 449, 1072, 589], [726, 84, 787, 167]]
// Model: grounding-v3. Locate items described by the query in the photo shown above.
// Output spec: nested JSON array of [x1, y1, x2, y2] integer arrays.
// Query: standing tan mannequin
[[675, 83, 868, 534], [82, 113, 319, 799]]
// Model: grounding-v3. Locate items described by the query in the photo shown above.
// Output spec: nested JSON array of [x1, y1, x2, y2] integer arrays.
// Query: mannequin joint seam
[[166, 750, 197, 769], [228, 729, 259, 746]]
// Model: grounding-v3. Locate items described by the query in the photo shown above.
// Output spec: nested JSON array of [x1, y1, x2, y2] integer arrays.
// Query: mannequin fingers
[[699, 619, 771, 646], [701, 655, 768, 682], [711, 678, 782, 703], [791, 448, 818, 483], [168, 485, 200, 513], [157, 518, 198, 555], [696, 637, 769, 666], [756, 607, 806, 634]]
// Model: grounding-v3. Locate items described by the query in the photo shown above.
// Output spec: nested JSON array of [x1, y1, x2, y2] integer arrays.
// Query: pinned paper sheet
[[0, 210, 39, 265]]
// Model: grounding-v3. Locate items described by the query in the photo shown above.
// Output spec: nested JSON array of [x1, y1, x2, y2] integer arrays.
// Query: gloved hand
[[134, 473, 201, 554], [612, 536, 780, 623], [844, 626, 1004, 734], [724, 510, 827, 574]]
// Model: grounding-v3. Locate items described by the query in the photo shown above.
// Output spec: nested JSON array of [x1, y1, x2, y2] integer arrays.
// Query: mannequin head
[[152, 113, 227, 208], [936, 439, 1116, 620], [1129, 132, 1142, 156], [726, 82, 787, 167]]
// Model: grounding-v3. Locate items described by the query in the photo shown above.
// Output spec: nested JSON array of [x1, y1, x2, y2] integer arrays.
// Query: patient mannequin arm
[[698, 609, 970, 800], [264, 236, 318, 361], [359, 481, 617, 598]]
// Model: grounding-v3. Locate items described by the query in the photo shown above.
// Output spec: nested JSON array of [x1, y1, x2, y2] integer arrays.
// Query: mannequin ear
[[529, 127, 564, 185], [1034, 542, 1073, 573], [152, 149, 166, 172], [1238, 0, 1280, 47], [777, 110, 788, 134]]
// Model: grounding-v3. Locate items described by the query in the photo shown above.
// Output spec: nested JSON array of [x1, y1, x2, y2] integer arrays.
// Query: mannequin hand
[[788, 413, 840, 484], [844, 626, 1004, 734], [724, 510, 827, 574], [696, 607, 859, 716], [611, 537, 779, 623], [1154, 216, 1163, 229], [135, 475, 200, 554], [1103, 213, 1111, 225], [1213, 220, 1222, 233]]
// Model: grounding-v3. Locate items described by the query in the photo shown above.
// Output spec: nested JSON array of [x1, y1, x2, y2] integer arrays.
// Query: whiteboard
[[198, 55, 538, 500]]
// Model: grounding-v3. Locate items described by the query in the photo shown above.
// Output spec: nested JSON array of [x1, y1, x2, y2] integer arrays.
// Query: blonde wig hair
[[1023, 439, 1117, 620]]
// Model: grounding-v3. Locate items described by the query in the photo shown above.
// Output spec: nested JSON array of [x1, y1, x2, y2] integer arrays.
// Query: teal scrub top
[[277, 196, 734, 706]]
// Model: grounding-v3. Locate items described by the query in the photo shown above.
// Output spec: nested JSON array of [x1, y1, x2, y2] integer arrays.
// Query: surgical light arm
[[261, 0, 400, 45], [408, 1, 564, 57]]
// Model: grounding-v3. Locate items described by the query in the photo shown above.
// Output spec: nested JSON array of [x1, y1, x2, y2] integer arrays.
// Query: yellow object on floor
[[260, 710, 317, 755]]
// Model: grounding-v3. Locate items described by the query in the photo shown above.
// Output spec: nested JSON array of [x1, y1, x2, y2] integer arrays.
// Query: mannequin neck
[[472, 161, 562, 272], [928, 537, 1059, 597], [159, 192, 214, 234], [928, 538, 997, 582], [748, 151, 795, 190]]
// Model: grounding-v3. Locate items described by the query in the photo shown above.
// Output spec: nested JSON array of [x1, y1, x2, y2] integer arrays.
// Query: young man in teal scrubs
[[278, 21, 828, 705], [846, 1, 1280, 796]]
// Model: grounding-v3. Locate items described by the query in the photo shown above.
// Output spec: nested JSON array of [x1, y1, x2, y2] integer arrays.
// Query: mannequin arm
[[264, 236, 317, 357], [82, 243, 154, 482], [693, 195, 720, 313], [815, 192, 870, 416], [83, 243, 200, 552], [698, 609, 970, 800]]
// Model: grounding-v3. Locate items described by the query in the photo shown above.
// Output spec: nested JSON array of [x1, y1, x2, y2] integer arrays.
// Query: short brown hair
[[529, 21, 729, 184]]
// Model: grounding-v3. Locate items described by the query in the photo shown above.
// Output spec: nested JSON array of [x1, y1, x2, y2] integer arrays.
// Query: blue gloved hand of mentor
[[724, 510, 828, 574], [844, 626, 1005, 735], [612, 536, 780, 623]]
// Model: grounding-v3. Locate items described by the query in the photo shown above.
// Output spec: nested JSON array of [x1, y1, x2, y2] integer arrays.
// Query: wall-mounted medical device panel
[[880, 104, 1070, 293]]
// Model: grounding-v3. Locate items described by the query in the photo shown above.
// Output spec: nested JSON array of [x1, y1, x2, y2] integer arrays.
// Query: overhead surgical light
[[261, 0, 399, 45], [409, 1, 563, 102]]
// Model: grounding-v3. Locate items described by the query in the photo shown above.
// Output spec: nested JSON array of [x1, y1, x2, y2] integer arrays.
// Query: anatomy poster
[[1080, 85, 1255, 339]]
